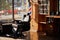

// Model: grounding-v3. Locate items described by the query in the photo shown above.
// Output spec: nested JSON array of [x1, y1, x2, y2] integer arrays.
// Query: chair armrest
[[12, 24, 18, 28]]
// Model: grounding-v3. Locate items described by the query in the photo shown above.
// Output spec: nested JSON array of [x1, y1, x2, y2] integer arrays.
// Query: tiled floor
[[0, 37, 25, 40], [0, 31, 30, 40], [0, 31, 60, 40]]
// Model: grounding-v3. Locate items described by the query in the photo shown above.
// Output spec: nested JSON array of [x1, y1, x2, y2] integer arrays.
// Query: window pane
[[14, 0, 28, 20], [0, 0, 13, 22]]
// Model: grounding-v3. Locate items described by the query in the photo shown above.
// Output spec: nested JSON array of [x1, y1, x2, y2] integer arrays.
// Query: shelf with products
[[38, 0, 50, 15], [38, 0, 49, 33], [45, 0, 60, 35], [38, 0, 59, 36], [46, 16, 60, 18]]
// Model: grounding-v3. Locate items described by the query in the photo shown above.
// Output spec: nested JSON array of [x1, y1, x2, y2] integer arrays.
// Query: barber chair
[[22, 22, 30, 32], [1, 24, 13, 36], [12, 20, 30, 38], [12, 20, 24, 38], [8, 19, 30, 38]]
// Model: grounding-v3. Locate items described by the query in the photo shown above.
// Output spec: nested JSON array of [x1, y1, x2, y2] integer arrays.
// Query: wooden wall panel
[[30, 3, 39, 32], [30, 19, 38, 32], [32, 4, 36, 19], [38, 14, 46, 22], [50, 0, 58, 12], [35, 4, 39, 22]]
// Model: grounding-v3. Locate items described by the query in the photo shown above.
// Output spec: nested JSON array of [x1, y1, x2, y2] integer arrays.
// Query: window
[[38, 0, 49, 14], [0, 0, 29, 22], [0, 0, 13, 22]]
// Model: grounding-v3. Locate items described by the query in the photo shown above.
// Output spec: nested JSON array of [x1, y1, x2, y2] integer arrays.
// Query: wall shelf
[[46, 16, 54, 18], [39, 14, 48, 16], [46, 16, 60, 18], [54, 16, 60, 18], [40, 22, 46, 24]]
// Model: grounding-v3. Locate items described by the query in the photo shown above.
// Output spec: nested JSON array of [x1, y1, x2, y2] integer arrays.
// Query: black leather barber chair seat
[[13, 20, 30, 32], [12, 20, 30, 38], [2, 24, 13, 35]]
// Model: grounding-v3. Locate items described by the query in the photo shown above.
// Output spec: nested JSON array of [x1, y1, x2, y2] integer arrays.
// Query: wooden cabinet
[[30, 0, 59, 40], [30, 0, 49, 32], [46, 0, 60, 36]]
